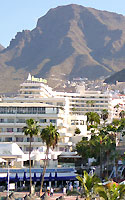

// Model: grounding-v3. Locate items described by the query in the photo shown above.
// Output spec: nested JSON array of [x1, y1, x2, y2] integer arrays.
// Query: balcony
[[58, 142, 72, 146], [60, 132, 72, 137]]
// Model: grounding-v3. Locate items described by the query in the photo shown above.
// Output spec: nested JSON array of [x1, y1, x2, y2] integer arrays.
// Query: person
[[63, 186, 66, 195], [50, 187, 54, 196], [69, 184, 73, 191], [47, 186, 50, 196]]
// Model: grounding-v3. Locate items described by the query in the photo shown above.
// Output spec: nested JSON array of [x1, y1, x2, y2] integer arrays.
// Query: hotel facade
[[0, 74, 123, 154]]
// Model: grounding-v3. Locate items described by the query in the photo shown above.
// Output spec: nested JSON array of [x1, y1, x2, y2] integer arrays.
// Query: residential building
[[0, 74, 123, 154], [0, 75, 87, 153]]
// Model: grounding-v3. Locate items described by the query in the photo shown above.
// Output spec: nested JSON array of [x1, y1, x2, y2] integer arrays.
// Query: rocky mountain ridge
[[0, 4, 125, 94]]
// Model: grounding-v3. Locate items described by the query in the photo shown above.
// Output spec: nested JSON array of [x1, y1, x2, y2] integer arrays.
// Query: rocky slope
[[104, 69, 125, 84], [0, 44, 4, 51], [0, 4, 125, 93]]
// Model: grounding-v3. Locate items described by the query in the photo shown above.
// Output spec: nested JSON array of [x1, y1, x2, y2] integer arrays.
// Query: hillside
[[0, 44, 4, 52], [104, 69, 125, 84], [0, 4, 125, 94]]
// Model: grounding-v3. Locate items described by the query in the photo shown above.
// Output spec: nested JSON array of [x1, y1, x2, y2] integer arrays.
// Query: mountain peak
[[0, 4, 125, 94]]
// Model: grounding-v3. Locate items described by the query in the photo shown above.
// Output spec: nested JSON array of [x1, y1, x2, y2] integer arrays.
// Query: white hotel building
[[0, 74, 114, 153]]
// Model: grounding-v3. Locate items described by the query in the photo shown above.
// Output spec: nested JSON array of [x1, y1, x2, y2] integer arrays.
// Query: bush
[[67, 189, 80, 196]]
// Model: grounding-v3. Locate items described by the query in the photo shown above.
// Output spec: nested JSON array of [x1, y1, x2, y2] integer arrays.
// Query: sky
[[1, 0, 125, 47]]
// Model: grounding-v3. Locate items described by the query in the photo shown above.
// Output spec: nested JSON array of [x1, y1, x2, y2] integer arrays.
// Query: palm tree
[[101, 109, 108, 126], [90, 134, 105, 178], [86, 112, 100, 126], [95, 182, 125, 200], [40, 123, 59, 196], [77, 170, 100, 199], [22, 119, 40, 194], [104, 135, 116, 177]]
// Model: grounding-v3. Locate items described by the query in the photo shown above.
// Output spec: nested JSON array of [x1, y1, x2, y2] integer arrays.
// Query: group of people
[[47, 186, 54, 196]]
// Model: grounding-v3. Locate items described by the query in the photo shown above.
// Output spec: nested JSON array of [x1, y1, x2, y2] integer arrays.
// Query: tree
[[77, 170, 100, 199], [95, 182, 125, 200], [76, 128, 116, 179], [75, 127, 81, 135], [86, 112, 100, 126], [117, 118, 125, 137], [114, 104, 120, 118], [76, 137, 91, 164], [22, 119, 40, 194], [40, 123, 59, 196], [119, 110, 125, 119], [101, 109, 108, 126], [103, 135, 116, 177], [114, 104, 120, 110], [112, 119, 120, 127]]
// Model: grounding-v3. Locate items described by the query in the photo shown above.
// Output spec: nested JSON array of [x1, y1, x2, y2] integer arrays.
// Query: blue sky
[[1, 0, 125, 47]]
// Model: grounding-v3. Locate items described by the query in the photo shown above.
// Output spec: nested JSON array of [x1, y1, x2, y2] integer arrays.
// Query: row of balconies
[[0, 113, 63, 118]]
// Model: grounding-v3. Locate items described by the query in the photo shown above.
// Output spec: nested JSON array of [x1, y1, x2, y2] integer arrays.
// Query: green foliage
[[22, 119, 40, 194], [95, 183, 125, 200], [112, 119, 120, 126], [114, 104, 120, 109], [119, 110, 125, 119], [112, 118, 125, 136], [22, 118, 40, 138], [76, 127, 116, 169], [86, 100, 95, 107], [77, 171, 100, 199], [67, 190, 80, 196], [101, 109, 108, 122], [76, 137, 90, 163], [72, 107, 77, 111], [40, 123, 59, 196], [76, 171, 125, 200], [86, 112, 100, 125], [40, 123, 59, 149], [75, 127, 81, 135]]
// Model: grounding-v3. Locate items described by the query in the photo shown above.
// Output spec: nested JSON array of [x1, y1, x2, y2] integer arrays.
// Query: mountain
[[104, 69, 125, 84], [0, 4, 125, 94], [0, 44, 4, 52]]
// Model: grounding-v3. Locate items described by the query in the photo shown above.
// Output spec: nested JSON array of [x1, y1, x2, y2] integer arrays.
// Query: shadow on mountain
[[78, 8, 122, 70]]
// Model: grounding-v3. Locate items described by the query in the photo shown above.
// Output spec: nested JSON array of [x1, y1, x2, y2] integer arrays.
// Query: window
[[37, 138, 42, 142], [57, 102, 63, 106], [0, 119, 4, 123], [0, 107, 46, 114], [38, 107, 45, 114], [71, 120, 79, 125], [59, 147, 65, 151], [7, 119, 14, 123], [46, 102, 53, 105], [80, 120, 84, 125], [7, 128, 13, 132], [17, 128, 22, 132], [26, 147, 33, 152], [5, 137, 12, 142], [50, 119, 56, 123], [16, 119, 25, 123], [27, 138, 34, 142], [39, 119, 46, 123], [16, 137, 23, 142]]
